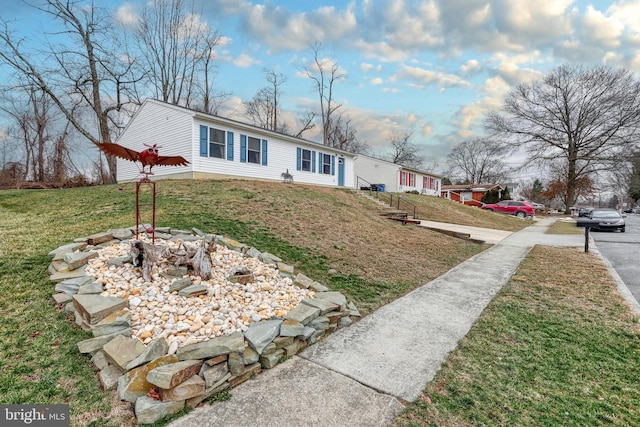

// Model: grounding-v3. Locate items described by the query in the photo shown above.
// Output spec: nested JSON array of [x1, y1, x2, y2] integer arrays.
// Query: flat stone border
[[48, 226, 361, 424]]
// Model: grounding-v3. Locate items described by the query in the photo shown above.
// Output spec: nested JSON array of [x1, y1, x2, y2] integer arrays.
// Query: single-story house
[[114, 99, 356, 187], [441, 184, 502, 207], [353, 155, 442, 196]]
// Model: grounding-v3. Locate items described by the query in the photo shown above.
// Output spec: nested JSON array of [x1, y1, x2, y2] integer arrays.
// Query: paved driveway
[[591, 214, 640, 306]]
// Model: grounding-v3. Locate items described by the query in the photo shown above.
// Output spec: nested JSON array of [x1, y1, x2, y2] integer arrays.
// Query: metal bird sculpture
[[98, 142, 189, 176]]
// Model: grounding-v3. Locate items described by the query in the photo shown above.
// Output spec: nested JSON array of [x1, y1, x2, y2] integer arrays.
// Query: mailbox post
[[575, 219, 596, 253], [583, 226, 590, 252]]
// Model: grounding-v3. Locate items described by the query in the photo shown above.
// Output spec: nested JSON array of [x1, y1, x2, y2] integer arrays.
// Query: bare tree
[[0, 85, 52, 182], [0, 0, 141, 183], [447, 137, 509, 184], [290, 111, 316, 138], [132, 0, 222, 111], [486, 65, 640, 213], [384, 130, 425, 169], [0, 83, 80, 185], [196, 34, 230, 115], [28, 88, 50, 183], [301, 42, 344, 146], [626, 152, 640, 203], [245, 69, 287, 131], [246, 68, 318, 138], [326, 113, 370, 154]]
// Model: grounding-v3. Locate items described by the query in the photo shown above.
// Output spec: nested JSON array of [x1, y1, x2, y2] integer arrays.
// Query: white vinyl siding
[[115, 101, 193, 181], [353, 155, 401, 192], [353, 154, 441, 195], [115, 99, 355, 187]]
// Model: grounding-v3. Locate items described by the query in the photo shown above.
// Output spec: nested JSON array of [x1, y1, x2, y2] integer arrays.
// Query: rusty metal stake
[[135, 178, 156, 244]]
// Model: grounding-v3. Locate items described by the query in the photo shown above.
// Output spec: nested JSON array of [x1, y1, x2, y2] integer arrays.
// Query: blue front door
[[338, 157, 345, 186]]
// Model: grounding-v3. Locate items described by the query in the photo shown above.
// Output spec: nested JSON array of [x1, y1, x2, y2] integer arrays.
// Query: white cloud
[[224, 2, 358, 51], [352, 40, 412, 63], [360, 63, 374, 72], [494, 0, 574, 37], [394, 64, 469, 88], [460, 59, 480, 74], [218, 36, 232, 48], [361, 62, 383, 72], [631, 51, 640, 70], [114, 3, 139, 27], [232, 53, 259, 68], [582, 5, 624, 48], [607, 1, 640, 38], [370, 77, 383, 85], [495, 62, 543, 86]]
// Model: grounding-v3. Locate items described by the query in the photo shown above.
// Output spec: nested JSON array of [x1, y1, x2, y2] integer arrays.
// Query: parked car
[[481, 200, 535, 218], [585, 208, 626, 232], [578, 207, 593, 217]]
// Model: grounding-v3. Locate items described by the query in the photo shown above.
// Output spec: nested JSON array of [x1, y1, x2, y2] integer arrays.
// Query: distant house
[[114, 99, 356, 187], [441, 184, 503, 207], [353, 154, 442, 196]]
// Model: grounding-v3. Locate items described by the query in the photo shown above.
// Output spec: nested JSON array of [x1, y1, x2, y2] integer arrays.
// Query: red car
[[481, 200, 535, 218]]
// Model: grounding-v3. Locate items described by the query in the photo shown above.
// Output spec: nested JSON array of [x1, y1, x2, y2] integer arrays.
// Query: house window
[[247, 136, 260, 164], [301, 149, 311, 171], [240, 135, 268, 165], [424, 176, 435, 190], [322, 153, 331, 174], [200, 125, 233, 160], [408, 173, 415, 187], [297, 148, 316, 172], [209, 127, 225, 159]]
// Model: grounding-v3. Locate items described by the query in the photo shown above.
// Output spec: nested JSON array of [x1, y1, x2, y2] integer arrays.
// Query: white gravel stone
[[85, 237, 314, 347]]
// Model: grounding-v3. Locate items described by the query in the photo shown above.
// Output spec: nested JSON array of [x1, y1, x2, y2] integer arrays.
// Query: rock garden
[[48, 226, 360, 424]]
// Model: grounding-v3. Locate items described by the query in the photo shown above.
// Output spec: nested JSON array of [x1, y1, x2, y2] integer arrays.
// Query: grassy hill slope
[[0, 179, 529, 425]]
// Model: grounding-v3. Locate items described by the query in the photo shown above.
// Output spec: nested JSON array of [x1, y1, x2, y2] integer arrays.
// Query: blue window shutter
[[240, 135, 247, 163], [318, 152, 323, 174], [331, 155, 335, 175], [296, 148, 302, 170], [312, 150, 316, 173], [227, 131, 234, 161], [199, 125, 208, 157], [261, 139, 268, 166]]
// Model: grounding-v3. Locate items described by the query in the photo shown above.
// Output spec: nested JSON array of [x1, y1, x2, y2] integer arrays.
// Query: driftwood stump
[[130, 238, 216, 282], [171, 238, 216, 280], [130, 240, 170, 282]]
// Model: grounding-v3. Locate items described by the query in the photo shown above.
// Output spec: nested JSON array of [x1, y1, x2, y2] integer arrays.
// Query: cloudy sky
[[3, 0, 639, 176]]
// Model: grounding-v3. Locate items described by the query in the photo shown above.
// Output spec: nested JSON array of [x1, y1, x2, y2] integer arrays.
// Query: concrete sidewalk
[[170, 218, 585, 427], [418, 220, 513, 244]]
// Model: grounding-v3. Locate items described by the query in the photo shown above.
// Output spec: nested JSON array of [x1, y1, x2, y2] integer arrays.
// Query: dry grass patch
[[156, 181, 487, 312], [546, 218, 583, 234]]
